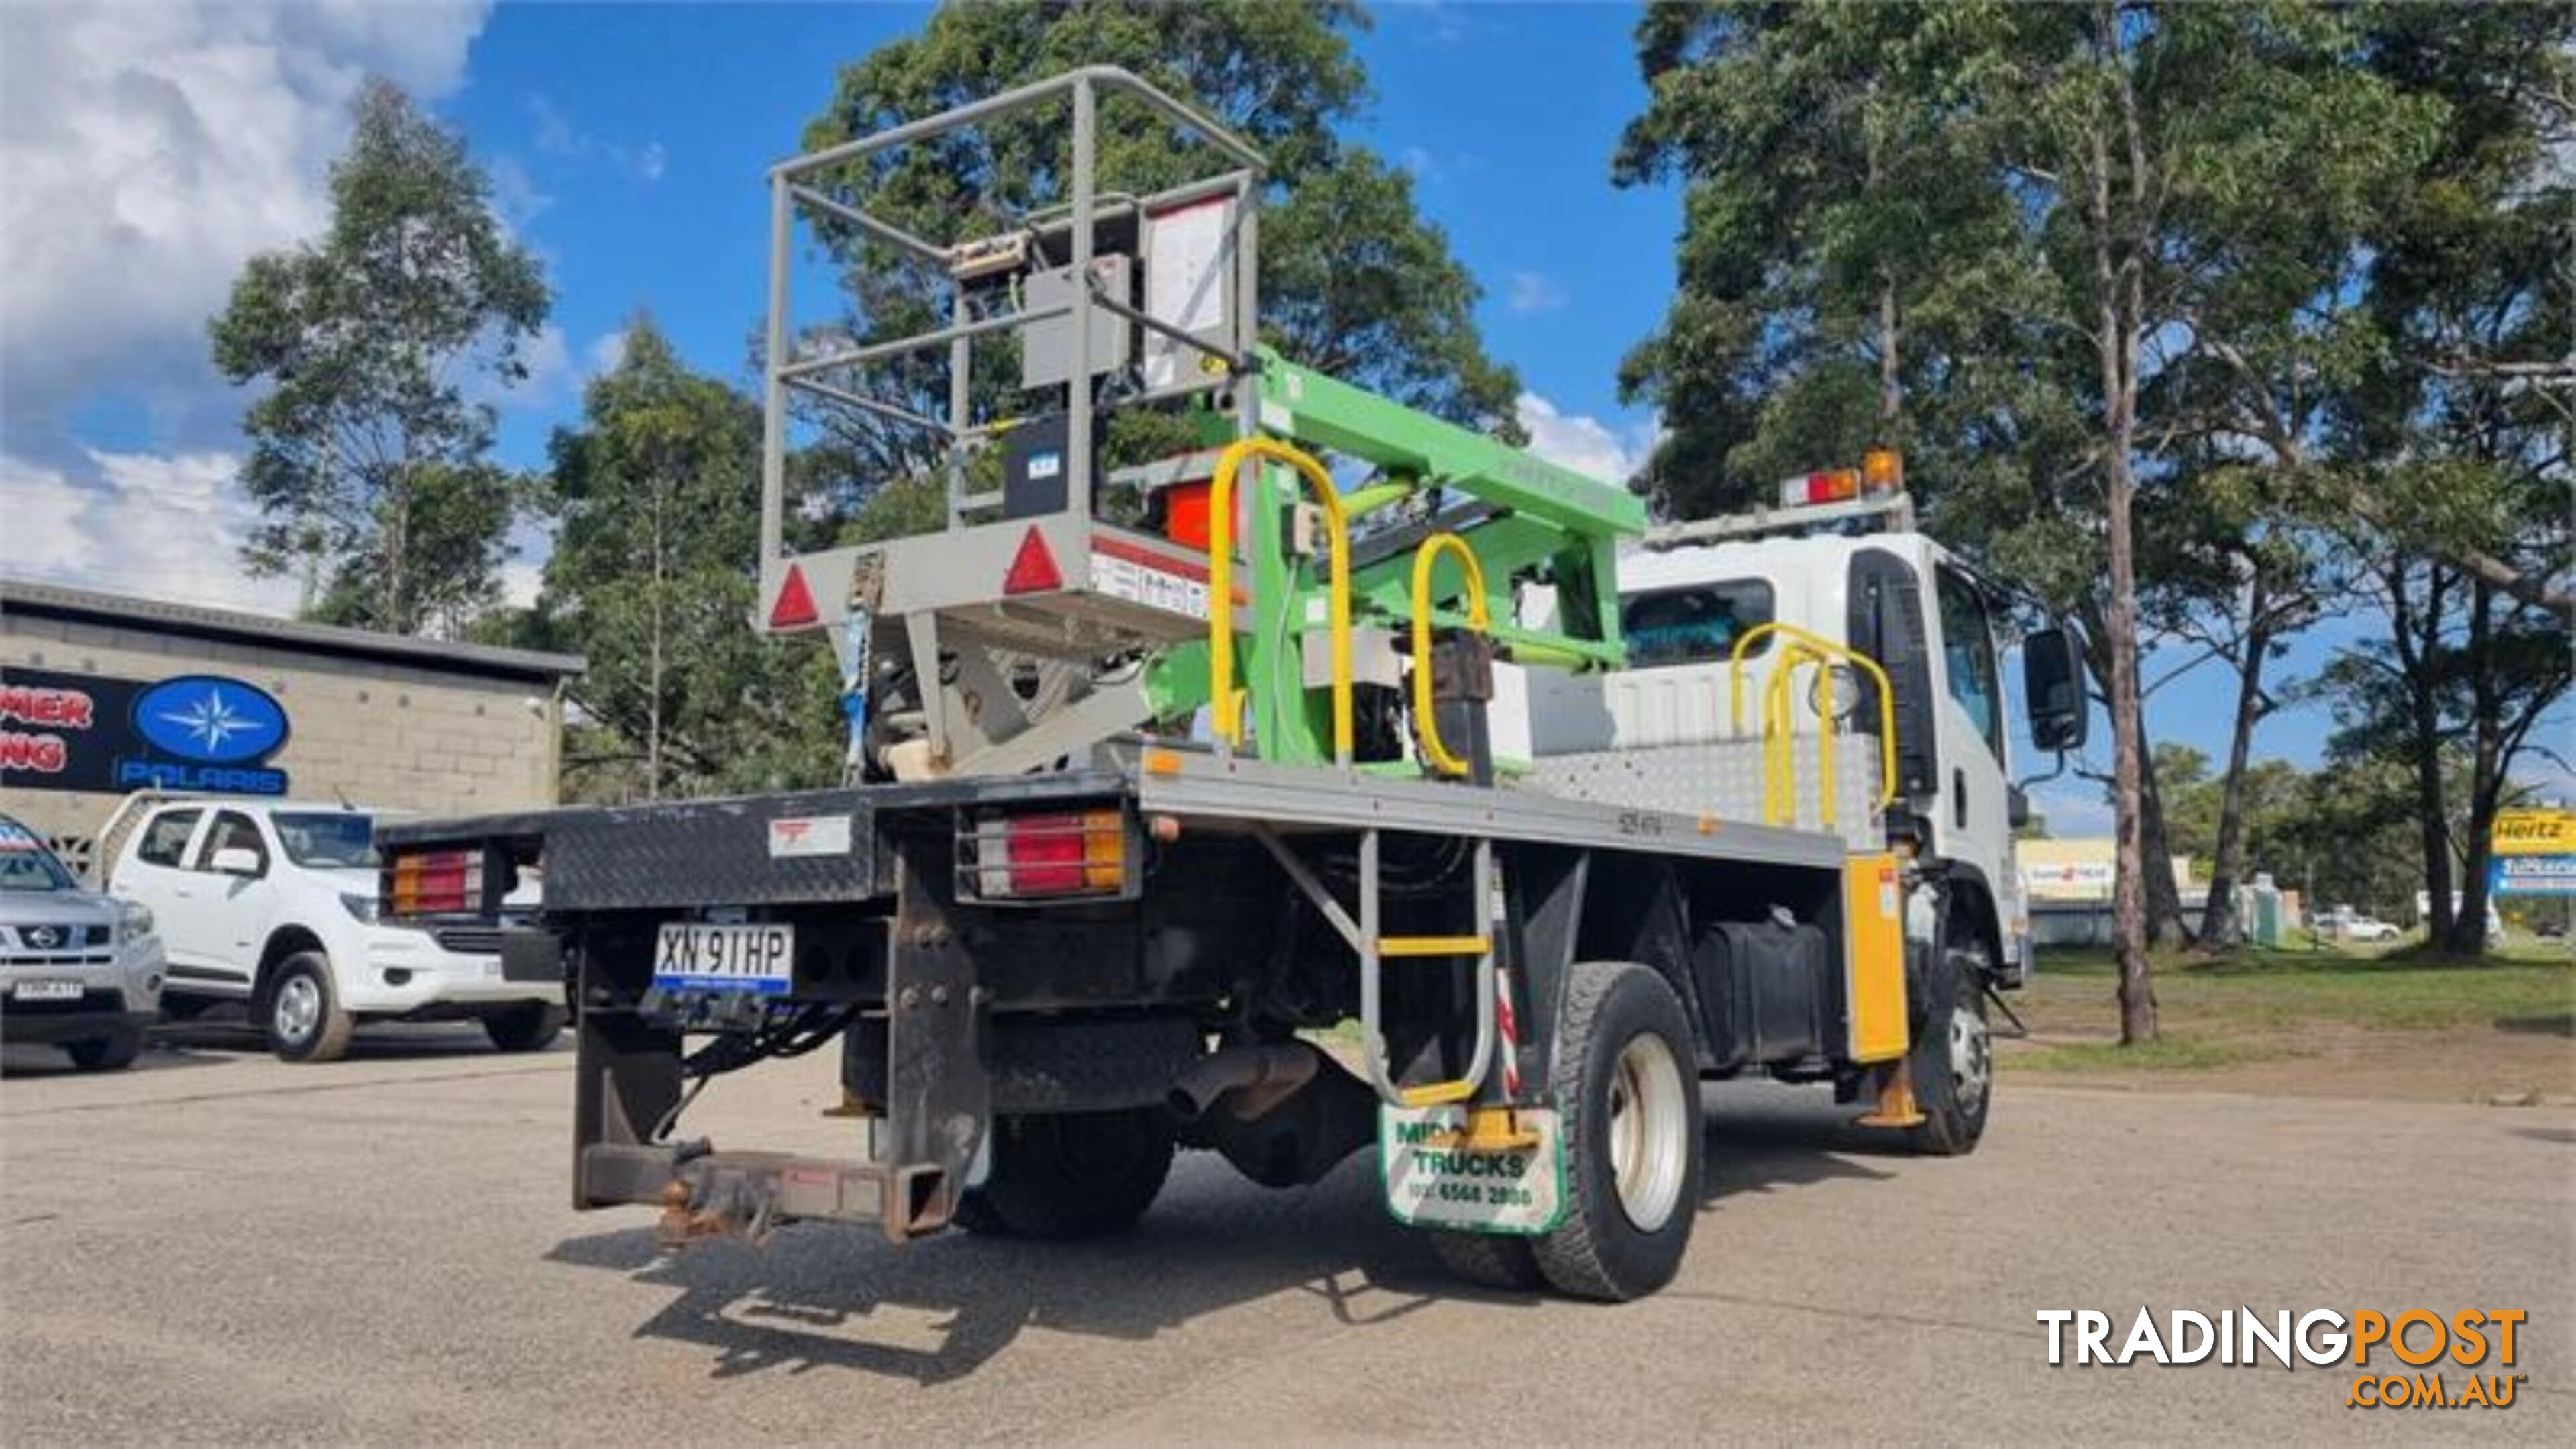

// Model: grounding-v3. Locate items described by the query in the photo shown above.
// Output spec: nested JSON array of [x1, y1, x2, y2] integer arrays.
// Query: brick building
[[1, 579, 582, 869]]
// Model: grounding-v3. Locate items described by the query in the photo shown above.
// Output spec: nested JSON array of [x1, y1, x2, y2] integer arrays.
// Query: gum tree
[[210, 80, 549, 636]]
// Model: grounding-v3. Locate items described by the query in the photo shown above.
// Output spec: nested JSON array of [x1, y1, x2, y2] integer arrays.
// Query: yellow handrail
[[1765, 644, 1843, 826], [1408, 531, 1491, 777], [1206, 437, 1353, 764], [1727, 621, 1899, 824]]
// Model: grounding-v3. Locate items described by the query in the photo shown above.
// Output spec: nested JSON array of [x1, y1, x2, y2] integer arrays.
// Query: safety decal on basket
[[1378, 1103, 1566, 1236]]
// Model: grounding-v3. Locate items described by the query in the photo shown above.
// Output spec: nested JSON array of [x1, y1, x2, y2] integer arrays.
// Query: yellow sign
[[2492, 808, 2576, 857]]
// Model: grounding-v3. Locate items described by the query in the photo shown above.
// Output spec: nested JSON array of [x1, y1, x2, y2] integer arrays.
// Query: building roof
[[0, 577, 584, 684]]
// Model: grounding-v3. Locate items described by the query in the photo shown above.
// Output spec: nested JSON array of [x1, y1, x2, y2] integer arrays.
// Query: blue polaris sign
[[118, 674, 292, 795]]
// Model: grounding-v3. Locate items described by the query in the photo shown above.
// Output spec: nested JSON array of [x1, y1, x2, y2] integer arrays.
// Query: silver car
[[1, 814, 164, 1071]]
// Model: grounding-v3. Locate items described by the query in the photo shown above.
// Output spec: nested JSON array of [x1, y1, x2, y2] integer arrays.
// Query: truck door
[[184, 809, 280, 973], [112, 807, 227, 985], [1928, 565, 2015, 943]]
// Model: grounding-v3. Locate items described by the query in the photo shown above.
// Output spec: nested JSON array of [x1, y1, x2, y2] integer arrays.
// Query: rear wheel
[[953, 1107, 1175, 1240], [1532, 960, 1703, 1302], [68, 1028, 143, 1072], [482, 1002, 566, 1053], [264, 953, 353, 1063], [1906, 930, 1992, 1156]]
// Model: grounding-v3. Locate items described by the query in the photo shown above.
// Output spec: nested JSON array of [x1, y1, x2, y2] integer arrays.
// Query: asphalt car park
[[3, 1032, 2568, 1444]]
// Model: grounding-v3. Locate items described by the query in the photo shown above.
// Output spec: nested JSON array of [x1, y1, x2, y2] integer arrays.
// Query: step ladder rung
[[1377, 934, 1491, 958]]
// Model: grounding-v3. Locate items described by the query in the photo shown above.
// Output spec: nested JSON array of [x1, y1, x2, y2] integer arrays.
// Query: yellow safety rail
[[1205, 437, 1354, 764], [1407, 531, 1491, 777], [1727, 621, 1898, 827]]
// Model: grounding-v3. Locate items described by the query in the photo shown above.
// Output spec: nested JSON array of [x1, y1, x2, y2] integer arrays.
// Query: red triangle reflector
[[1002, 527, 1063, 594], [768, 564, 820, 628]]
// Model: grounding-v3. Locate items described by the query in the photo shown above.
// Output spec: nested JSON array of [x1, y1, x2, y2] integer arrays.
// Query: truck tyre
[[482, 1002, 566, 1053], [1427, 1229, 1544, 1291], [1533, 960, 1703, 1302], [264, 952, 354, 1063], [1906, 934, 1992, 1156], [68, 1028, 144, 1072], [953, 1107, 1174, 1240]]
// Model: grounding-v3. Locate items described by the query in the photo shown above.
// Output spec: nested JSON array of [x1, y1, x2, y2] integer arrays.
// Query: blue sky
[[7, 1, 2551, 834]]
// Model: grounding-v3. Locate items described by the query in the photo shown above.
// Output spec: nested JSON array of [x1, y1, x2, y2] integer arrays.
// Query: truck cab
[[1527, 476, 2088, 994]]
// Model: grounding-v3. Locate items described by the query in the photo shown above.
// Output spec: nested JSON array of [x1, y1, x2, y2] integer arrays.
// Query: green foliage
[[2315, 5, 2575, 952], [1615, 1, 2524, 1012], [1615, 1, 2014, 516], [531, 318, 841, 800], [209, 80, 549, 636], [792, 0, 1522, 526]]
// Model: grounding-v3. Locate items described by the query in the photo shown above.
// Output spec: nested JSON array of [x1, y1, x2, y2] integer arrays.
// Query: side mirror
[[2022, 623, 2089, 753], [209, 847, 264, 878]]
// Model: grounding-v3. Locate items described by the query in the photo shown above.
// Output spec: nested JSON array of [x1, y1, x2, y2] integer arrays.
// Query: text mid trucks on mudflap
[[378, 70, 2087, 1301]]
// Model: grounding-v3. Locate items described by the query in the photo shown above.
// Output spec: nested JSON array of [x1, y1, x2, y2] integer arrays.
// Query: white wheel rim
[[276, 975, 321, 1042], [1606, 1032, 1688, 1232], [1949, 1004, 1990, 1116]]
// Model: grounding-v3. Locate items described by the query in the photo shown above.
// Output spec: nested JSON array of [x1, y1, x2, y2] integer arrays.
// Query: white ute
[[101, 796, 563, 1061]]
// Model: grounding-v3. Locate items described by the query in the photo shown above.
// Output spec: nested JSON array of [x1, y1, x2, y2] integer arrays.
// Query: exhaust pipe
[[1167, 1042, 1320, 1122]]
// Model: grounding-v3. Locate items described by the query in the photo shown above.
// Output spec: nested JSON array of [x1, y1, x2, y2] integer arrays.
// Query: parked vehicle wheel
[[953, 1107, 1174, 1240], [67, 1028, 144, 1072], [1427, 1228, 1544, 1291], [264, 952, 353, 1063], [1906, 930, 1992, 1157], [1532, 959, 1703, 1302], [482, 1002, 566, 1053]]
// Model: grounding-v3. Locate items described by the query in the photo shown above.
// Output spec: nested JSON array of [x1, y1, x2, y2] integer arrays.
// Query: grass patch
[[1999, 945, 2576, 1079], [2025, 947, 2573, 1034], [2008, 1035, 2286, 1073]]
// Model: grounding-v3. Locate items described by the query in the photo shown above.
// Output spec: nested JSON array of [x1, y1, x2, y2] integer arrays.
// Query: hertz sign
[[2489, 808, 2576, 897]]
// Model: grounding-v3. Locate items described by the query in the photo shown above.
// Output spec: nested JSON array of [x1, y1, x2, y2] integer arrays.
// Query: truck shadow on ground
[[542, 1085, 1894, 1385]]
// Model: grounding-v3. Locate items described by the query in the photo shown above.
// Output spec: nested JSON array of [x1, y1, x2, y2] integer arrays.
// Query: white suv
[[103, 798, 562, 1062]]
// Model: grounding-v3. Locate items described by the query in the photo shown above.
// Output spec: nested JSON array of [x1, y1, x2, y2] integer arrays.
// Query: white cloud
[[0, 1, 496, 622], [1398, 145, 1439, 181], [486, 154, 552, 225], [525, 91, 665, 182], [1515, 393, 1658, 486], [2028, 785, 2114, 838], [0, 0, 493, 450], [584, 327, 631, 378], [9, 447, 299, 615], [515, 323, 571, 397], [499, 557, 543, 610], [1506, 270, 1567, 313]]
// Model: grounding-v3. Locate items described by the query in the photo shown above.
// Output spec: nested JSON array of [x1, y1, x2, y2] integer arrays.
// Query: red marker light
[[768, 564, 819, 628], [1002, 527, 1063, 594]]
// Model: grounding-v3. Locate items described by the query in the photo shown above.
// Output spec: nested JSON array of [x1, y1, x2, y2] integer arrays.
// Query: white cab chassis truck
[[377, 68, 2084, 1301]]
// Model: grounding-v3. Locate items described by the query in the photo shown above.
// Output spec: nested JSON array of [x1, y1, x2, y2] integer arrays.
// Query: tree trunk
[[2198, 585, 2273, 949], [385, 486, 410, 635], [1868, 125, 1902, 433], [647, 477, 667, 802], [2446, 582, 2502, 956], [2391, 565, 2455, 942], [2090, 49, 2155, 1044], [2136, 731, 2196, 948]]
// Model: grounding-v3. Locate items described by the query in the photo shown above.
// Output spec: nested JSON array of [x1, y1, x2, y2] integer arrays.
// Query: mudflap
[[1377, 1103, 1568, 1236]]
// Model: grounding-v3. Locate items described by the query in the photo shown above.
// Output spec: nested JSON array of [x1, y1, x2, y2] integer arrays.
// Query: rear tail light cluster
[[962, 808, 1130, 902], [388, 848, 484, 917]]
